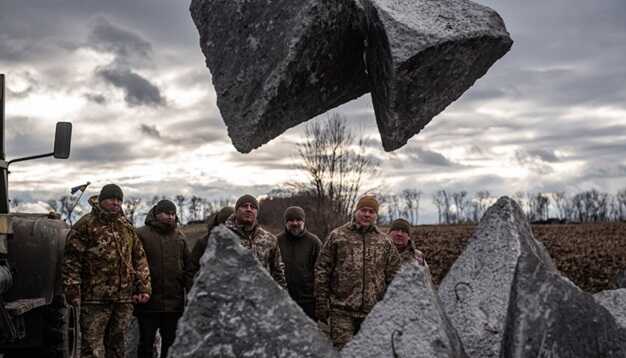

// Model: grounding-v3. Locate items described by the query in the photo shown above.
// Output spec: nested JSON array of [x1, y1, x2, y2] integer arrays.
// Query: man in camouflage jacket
[[62, 184, 151, 358], [388, 218, 427, 267], [225, 194, 286, 287], [315, 195, 401, 348]]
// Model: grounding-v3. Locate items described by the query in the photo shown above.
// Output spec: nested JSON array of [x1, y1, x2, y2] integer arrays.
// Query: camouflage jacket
[[315, 222, 401, 319], [225, 215, 287, 288], [62, 196, 151, 304]]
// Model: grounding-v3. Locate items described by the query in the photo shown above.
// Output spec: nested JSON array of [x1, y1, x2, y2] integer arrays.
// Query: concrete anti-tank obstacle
[[594, 289, 626, 329], [361, 0, 512, 151], [439, 196, 626, 358], [190, 0, 512, 153], [190, 0, 369, 153], [168, 226, 338, 358], [341, 262, 467, 358]]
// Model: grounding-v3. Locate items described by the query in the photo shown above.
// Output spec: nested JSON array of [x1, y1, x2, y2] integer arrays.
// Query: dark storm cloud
[[69, 141, 142, 164], [87, 17, 152, 64], [97, 66, 164, 107], [139, 119, 226, 147], [409, 147, 455, 167]]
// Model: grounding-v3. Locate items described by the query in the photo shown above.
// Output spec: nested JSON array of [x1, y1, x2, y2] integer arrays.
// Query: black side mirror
[[53, 122, 72, 159]]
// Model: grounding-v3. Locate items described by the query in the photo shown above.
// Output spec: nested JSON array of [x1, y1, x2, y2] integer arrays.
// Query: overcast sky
[[1, 0, 625, 223]]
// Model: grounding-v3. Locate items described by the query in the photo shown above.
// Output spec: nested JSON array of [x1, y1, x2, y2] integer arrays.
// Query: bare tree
[[527, 192, 549, 221], [452, 191, 469, 223], [571, 189, 609, 222], [175, 195, 186, 224], [295, 113, 380, 238], [616, 188, 626, 221], [475, 190, 491, 221], [189, 195, 203, 221], [402, 189, 422, 224], [513, 191, 526, 212], [432, 190, 451, 224], [124, 197, 142, 226], [553, 191, 568, 220]]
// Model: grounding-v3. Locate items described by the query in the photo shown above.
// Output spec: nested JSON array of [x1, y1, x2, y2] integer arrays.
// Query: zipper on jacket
[[361, 232, 366, 311]]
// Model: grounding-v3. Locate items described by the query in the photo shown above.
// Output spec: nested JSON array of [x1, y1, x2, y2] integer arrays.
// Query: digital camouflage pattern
[[80, 303, 133, 358], [329, 310, 366, 349], [224, 215, 287, 288], [62, 196, 151, 304], [315, 222, 401, 324]]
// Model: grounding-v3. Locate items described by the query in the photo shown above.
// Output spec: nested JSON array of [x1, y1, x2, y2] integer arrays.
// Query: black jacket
[[135, 208, 194, 313], [277, 229, 321, 304]]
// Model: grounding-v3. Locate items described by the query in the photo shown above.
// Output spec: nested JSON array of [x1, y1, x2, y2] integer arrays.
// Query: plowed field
[[414, 222, 626, 293]]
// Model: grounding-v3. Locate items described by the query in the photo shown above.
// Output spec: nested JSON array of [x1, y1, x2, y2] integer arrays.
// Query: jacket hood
[[145, 206, 177, 233]]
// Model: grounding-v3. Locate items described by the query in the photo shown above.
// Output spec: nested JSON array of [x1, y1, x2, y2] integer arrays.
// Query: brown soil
[[183, 222, 626, 293]]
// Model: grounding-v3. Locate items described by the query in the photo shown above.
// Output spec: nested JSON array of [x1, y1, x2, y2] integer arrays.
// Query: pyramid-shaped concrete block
[[594, 289, 626, 329], [190, 0, 369, 153], [169, 226, 338, 358], [439, 197, 626, 357], [362, 0, 513, 151], [190, 0, 511, 153], [341, 263, 467, 358]]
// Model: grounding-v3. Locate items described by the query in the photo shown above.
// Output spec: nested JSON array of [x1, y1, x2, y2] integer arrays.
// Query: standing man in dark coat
[[135, 199, 194, 358], [277, 206, 321, 320]]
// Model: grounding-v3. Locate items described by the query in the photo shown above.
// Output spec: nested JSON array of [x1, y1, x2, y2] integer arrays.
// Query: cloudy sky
[[1, 0, 625, 223]]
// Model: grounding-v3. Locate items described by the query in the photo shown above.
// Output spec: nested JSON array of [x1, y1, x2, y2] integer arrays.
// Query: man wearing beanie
[[62, 184, 151, 358], [190, 206, 235, 277], [315, 194, 400, 348], [225, 194, 286, 287], [388, 218, 427, 267], [135, 200, 194, 358], [277, 206, 321, 320]]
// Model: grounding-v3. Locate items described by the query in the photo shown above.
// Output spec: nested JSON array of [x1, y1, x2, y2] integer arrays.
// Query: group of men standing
[[62, 184, 426, 358]]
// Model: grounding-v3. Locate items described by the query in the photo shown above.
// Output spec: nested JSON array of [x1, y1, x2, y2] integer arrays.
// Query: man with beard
[[62, 184, 151, 358], [388, 218, 427, 267], [190, 206, 234, 276], [134, 199, 194, 358], [315, 195, 401, 348], [225, 194, 286, 287], [277, 206, 321, 320]]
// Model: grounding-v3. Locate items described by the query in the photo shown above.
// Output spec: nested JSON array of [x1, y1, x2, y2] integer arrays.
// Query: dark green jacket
[[277, 229, 321, 305], [135, 208, 194, 313]]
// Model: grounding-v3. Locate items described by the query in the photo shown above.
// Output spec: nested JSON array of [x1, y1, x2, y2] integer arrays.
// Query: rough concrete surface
[[594, 289, 626, 329], [168, 226, 338, 358], [341, 262, 467, 358], [190, 0, 369, 153], [190, 0, 512, 153], [362, 0, 512, 151], [440, 197, 626, 358]]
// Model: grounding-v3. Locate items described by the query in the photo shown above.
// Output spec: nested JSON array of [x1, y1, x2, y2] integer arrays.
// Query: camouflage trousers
[[80, 303, 133, 358], [329, 310, 366, 349]]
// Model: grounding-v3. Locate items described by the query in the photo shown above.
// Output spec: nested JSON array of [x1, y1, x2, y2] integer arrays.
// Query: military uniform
[[225, 215, 287, 288], [315, 221, 401, 348], [62, 195, 151, 358]]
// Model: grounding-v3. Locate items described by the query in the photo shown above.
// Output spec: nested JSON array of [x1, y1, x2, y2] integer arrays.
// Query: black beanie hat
[[389, 218, 411, 234], [235, 194, 258, 210], [98, 184, 123, 202], [154, 199, 177, 214], [284, 206, 305, 222], [216, 206, 234, 223]]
